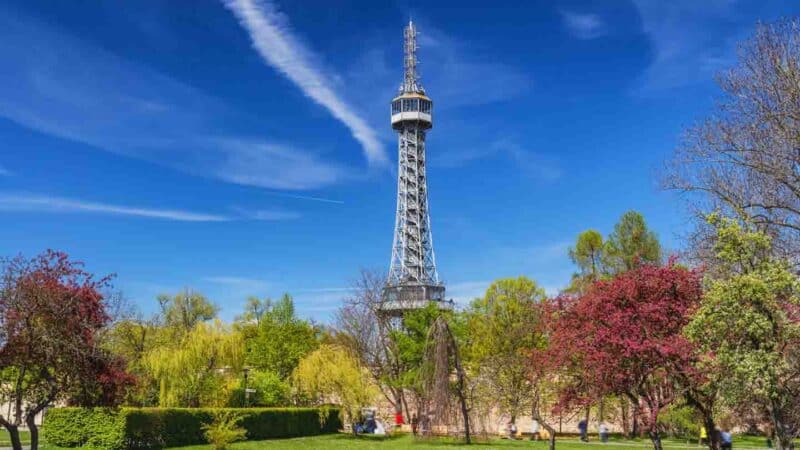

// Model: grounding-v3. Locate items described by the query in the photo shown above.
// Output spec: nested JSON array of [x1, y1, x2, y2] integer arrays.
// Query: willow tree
[[293, 345, 378, 433], [145, 319, 243, 407]]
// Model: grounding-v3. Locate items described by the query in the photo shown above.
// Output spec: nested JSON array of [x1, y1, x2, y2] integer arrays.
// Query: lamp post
[[243, 366, 252, 407]]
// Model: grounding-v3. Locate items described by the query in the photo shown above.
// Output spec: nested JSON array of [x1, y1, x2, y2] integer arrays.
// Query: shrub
[[44, 406, 342, 449], [203, 411, 247, 450]]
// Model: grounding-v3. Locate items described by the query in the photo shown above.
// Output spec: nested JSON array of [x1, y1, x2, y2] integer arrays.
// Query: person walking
[[720, 429, 733, 450], [579, 419, 589, 442], [508, 421, 518, 440], [411, 413, 418, 436], [699, 426, 708, 446], [531, 419, 541, 441], [599, 422, 609, 443]]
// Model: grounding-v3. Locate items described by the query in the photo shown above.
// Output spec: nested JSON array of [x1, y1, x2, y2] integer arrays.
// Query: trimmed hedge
[[44, 407, 342, 449]]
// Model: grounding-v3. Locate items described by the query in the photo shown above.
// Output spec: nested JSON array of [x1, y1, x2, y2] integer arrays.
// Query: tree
[[0, 250, 134, 450], [604, 211, 662, 273], [334, 270, 408, 421], [293, 345, 378, 433], [145, 319, 243, 407], [550, 262, 703, 450], [465, 277, 546, 425], [685, 216, 800, 450], [568, 230, 607, 292], [665, 19, 800, 261], [245, 294, 318, 380], [157, 290, 218, 333]]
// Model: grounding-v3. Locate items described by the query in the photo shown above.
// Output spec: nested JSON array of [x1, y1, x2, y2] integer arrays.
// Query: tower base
[[379, 283, 452, 316]]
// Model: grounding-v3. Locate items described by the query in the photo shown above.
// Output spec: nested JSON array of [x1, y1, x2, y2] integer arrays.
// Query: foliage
[[228, 370, 290, 407], [44, 407, 342, 449], [157, 290, 218, 334], [603, 210, 662, 273], [464, 276, 547, 421], [0, 250, 134, 450], [550, 262, 703, 450], [202, 411, 247, 450], [665, 19, 800, 261], [144, 320, 243, 407], [245, 294, 319, 380], [685, 215, 800, 450], [568, 230, 607, 292], [293, 345, 378, 428], [657, 404, 700, 438]]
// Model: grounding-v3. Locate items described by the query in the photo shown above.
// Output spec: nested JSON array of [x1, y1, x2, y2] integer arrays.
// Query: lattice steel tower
[[382, 21, 450, 314]]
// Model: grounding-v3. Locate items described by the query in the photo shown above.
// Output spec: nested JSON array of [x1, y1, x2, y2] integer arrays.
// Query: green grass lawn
[[172, 434, 777, 450], [0, 430, 31, 446]]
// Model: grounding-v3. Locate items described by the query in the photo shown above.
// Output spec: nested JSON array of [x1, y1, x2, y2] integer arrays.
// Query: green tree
[[145, 319, 243, 407], [245, 294, 319, 379], [604, 210, 661, 273], [465, 277, 547, 424], [568, 230, 607, 292], [158, 290, 218, 332], [293, 345, 378, 432], [228, 370, 289, 407], [685, 215, 800, 450]]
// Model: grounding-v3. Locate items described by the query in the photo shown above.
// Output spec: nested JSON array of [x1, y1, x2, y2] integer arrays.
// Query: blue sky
[[1, 0, 798, 321]]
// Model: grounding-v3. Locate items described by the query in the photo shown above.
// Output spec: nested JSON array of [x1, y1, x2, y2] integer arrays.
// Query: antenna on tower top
[[402, 20, 423, 94]]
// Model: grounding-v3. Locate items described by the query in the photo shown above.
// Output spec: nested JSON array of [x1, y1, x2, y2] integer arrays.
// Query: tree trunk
[[620, 397, 630, 437], [531, 405, 557, 450], [649, 430, 664, 450], [450, 337, 471, 444], [632, 401, 641, 438], [703, 416, 719, 450], [27, 413, 40, 450], [3, 424, 23, 450]]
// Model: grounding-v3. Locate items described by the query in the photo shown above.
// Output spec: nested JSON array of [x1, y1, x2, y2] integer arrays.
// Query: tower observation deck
[[381, 21, 451, 315]]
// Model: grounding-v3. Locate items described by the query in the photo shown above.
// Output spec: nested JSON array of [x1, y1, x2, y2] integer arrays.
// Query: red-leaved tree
[[0, 250, 135, 450], [548, 262, 703, 450]]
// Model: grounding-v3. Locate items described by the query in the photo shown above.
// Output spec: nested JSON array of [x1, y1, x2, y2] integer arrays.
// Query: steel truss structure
[[382, 21, 450, 315]]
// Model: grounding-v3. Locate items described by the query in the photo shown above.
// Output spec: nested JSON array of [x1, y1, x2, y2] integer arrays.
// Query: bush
[[203, 411, 247, 450], [44, 407, 342, 449]]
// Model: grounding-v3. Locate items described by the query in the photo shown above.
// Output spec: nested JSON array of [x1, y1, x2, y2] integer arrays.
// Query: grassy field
[[173, 434, 776, 450], [0, 430, 31, 447], [5, 431, 778, 450]]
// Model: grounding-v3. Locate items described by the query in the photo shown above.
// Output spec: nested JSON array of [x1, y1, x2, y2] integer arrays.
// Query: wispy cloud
[[560, 11, 607, 40], [447, 280, 490, 305], [221, 0, 387, 167], [0, 192, 299, 222], [0, 165, 9, 176], [0, 193, 231, 222], [0, 8, 353, 192], [203, 276, 271, 292], [432, 136, 561, 182], [631, 0, 742, 92]]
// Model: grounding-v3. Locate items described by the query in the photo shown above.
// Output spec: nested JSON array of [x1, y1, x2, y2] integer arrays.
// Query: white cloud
[[0, 192, 300, 222], [631, 0, 741, 91], [221, 0, 387, 167], [0, 9, 355, 192], [446, 280, 491, 306], [560, 11, 607, 40], [203, 276, 271, 292], [0, 193, 231, 222], [432, 136, 561, 182]]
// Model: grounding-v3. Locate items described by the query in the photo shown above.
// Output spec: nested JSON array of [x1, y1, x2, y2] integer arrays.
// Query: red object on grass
[[395, 412, 404, 425]]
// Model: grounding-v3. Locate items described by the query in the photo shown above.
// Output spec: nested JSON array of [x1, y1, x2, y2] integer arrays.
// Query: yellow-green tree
[[145, 319, 243, 407], [293, 345, 378, 431], [465, 276, 547, 425]]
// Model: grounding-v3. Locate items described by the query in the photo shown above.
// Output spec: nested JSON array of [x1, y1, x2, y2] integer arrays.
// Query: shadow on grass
[[328, 433, 519, 447]]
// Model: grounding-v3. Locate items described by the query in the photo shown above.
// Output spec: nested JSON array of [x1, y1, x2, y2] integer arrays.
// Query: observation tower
[[381, 21, 451, 315]]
